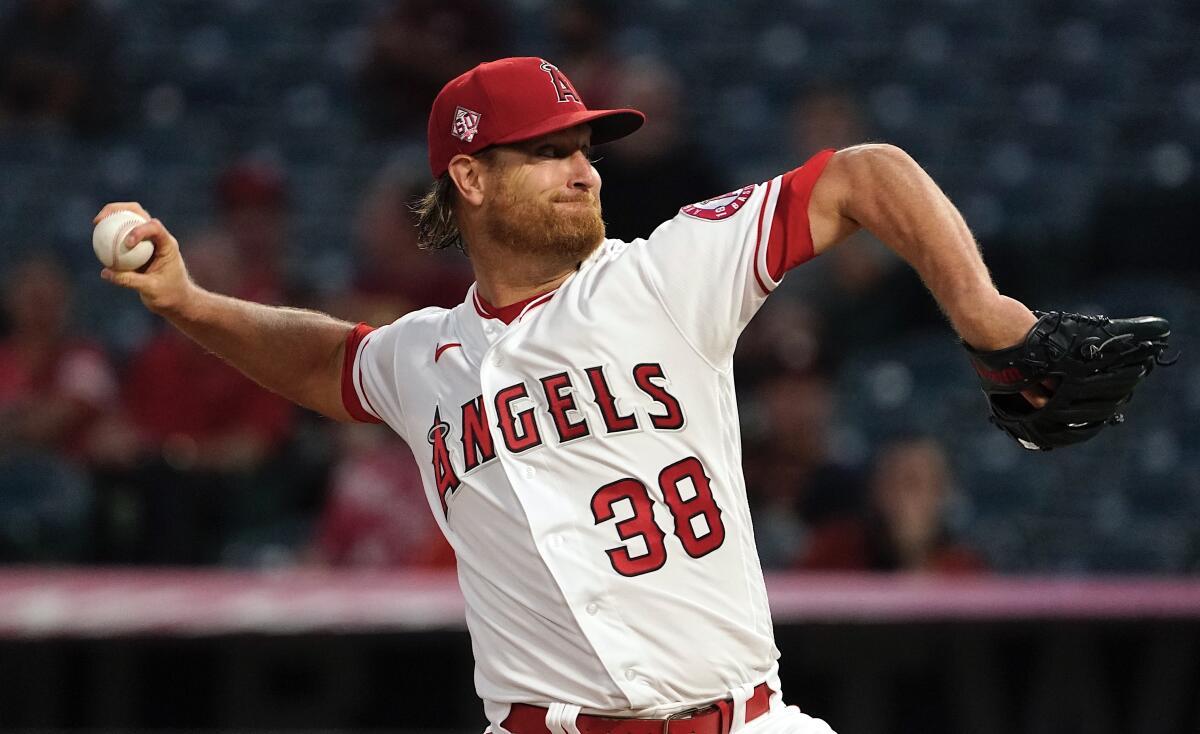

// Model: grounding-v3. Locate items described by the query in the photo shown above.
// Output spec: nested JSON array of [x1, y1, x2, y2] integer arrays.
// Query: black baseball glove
[[964, 311, 1175, 451]]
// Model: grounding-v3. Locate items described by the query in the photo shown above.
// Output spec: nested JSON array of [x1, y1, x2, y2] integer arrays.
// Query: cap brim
[[492, 108, 645, 148], [586, 109, 646, 145]]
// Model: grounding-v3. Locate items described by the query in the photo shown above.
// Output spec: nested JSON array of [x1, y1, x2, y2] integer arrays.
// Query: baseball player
[[98, 57, 1170, 734]]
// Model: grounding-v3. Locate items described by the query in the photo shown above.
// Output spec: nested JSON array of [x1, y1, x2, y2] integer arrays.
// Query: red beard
[[483, 175, 606, 264]]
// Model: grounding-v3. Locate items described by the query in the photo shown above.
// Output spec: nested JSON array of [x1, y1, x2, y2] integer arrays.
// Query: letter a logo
[[428, 407, 460, 515], [540, 60, 582, 104]]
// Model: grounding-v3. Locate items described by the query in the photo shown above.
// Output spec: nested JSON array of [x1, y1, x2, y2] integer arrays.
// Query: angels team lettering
[[427, 362, 685, 513]]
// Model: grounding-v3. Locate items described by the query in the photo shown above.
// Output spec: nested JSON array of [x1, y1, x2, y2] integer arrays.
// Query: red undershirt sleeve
[[763, 148, 836, 282], [340, 322, 383, 424]]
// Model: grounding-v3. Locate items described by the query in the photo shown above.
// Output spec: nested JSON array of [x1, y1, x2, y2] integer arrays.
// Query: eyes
[[534, 144, 600, 163]]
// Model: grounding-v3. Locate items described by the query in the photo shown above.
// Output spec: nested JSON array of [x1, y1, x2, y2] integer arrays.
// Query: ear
[[447, 154, 489, 208]]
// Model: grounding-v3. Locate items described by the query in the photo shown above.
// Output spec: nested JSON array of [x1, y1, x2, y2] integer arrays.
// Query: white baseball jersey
[[341, 150, 836, 725]]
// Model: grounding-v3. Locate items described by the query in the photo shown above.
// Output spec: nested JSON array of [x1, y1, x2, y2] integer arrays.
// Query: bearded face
[[481, 160, 606, 263]]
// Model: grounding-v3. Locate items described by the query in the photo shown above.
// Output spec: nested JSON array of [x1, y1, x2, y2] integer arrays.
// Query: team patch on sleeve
[[680, 184, 756, 221]]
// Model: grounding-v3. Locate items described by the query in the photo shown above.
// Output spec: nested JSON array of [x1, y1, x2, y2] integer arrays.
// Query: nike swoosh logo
[[434, 342, 463, 363]]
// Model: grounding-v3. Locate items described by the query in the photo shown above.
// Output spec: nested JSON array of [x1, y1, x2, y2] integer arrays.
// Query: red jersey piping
[[473, 287, 558, 324]]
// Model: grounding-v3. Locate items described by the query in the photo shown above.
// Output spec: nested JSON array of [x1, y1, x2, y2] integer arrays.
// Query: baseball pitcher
[[97, 57, 1170, 734]]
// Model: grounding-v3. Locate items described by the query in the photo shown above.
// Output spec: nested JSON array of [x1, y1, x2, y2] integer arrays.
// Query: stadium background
[[0, 0, 1197, 732]]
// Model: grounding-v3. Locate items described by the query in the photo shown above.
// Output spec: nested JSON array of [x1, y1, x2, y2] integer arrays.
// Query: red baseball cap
[[427, 57, 645, 178]]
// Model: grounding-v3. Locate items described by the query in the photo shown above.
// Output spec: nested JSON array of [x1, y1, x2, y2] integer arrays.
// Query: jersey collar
[[451, 244, 610, 362], [452, 282, 561, 363], [472, 288, 556, 325]]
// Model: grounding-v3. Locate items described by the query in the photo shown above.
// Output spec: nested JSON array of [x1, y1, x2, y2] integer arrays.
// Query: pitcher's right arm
[[95, 202, 355, 422]]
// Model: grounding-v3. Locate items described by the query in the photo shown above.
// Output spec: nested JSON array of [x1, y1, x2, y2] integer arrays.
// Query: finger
[[124, 218, 177, 255], [93, 201, 152, 224], [100, 267, 150, 290], [1020, 377, 1061, 408], [1020, 386, 1050, 408]]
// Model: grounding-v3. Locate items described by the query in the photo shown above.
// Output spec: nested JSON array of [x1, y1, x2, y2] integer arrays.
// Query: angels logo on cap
[[540, 61, 581, 104], [426, 57, 645, 178], [451, 106, 482, 143]]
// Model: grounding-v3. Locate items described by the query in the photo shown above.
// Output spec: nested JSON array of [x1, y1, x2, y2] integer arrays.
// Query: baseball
[[92, 210, 154, 271]]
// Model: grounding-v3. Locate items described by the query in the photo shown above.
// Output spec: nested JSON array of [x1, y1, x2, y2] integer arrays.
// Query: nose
[[567, 150, 600, 193]]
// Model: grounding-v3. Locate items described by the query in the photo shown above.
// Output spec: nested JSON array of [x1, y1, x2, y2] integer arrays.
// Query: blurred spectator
[[598, 59, 725, 240], [799, 435, 985, 573], [0, 256, 112, 560], [0, 0, 123, 136], [356, 0, 510, 137], [743, 369, 865, 569], [94, 236, 298, 564], [0, 257, 117, 458], [780, 85, 940, 363], [733, 298, 828, 391], [214, 160, 291, 304], [329, 160, 473, 325], [550, 0, 624, 109], [788, 84, 868, 160], [311, 424, 455, 568]]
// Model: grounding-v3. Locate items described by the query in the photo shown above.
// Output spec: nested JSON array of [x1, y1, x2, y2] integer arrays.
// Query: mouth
[[553, 197, 597, 209]]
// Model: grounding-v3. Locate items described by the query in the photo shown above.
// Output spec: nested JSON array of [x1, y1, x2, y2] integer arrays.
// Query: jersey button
[[624, 669, 637, 681], [585, 603, 599, 615], [523, 466, 535, 478], [493, 355, 504, 366]]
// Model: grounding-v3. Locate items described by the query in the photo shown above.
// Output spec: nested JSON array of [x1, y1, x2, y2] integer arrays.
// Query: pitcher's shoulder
[[360, 304, 459, 350]]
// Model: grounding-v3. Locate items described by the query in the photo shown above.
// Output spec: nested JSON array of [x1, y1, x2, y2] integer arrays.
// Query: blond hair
[[412, 174, 463, 252]]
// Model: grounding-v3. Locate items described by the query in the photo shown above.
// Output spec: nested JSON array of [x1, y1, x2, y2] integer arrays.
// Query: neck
[[467, 238, 594, 309]]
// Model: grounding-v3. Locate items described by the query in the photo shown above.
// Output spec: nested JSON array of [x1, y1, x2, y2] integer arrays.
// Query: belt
[[502, 682, 771, 734]]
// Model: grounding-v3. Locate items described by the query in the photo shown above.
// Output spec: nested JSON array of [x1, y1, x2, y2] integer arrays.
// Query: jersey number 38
[[589, 456, 727, 577]]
